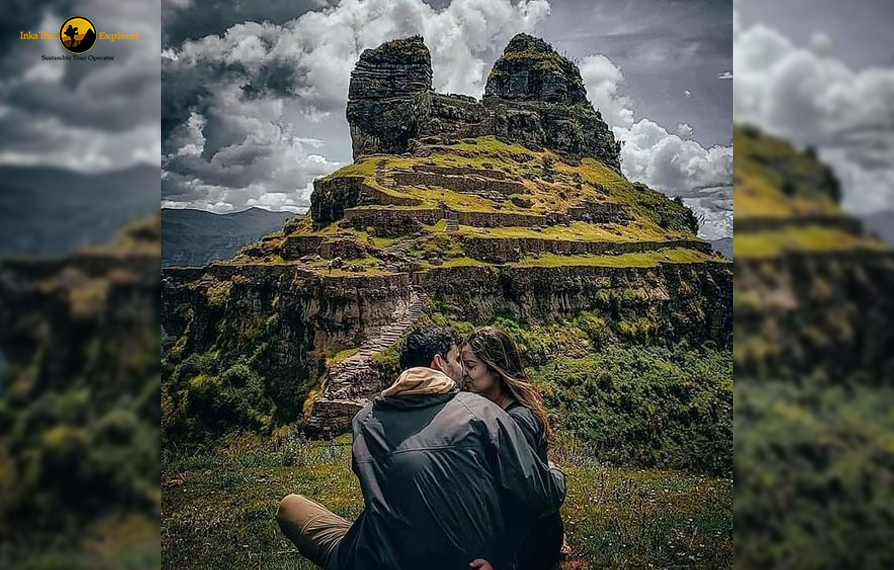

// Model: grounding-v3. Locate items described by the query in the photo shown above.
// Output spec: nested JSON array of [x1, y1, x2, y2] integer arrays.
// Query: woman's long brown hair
[[464, 326, 552, 448]]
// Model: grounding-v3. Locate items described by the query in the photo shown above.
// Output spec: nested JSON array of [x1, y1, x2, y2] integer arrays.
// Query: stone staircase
[[306, 287, 429, 436], [375, 159, 387, 186], [445, 211, 459, 232]]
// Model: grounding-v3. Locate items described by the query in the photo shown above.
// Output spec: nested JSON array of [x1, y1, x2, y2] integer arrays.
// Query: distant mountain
[[861, 211, 894, 246], [710, 237, 733, 259], [0, 164, 160, 260], [161, 207, 295, 267]]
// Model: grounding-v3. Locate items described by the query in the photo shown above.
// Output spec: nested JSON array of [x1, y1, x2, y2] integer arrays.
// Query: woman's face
[[461, 348, 498, 396]]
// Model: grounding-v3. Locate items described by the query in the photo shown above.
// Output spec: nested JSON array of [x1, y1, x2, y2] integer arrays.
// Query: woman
[[461, 326, 565, 570]]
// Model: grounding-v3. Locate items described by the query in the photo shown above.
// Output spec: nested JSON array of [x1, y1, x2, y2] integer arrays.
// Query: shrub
[[735, 381, 894, 569], [531, 345, 732, 476]]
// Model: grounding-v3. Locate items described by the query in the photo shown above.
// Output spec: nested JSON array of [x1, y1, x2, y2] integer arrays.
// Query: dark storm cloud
[[162, 0, 334, 48], [0, 0, 69, 57], [0, 0, 160, 170], [7, 57, 160, 132]]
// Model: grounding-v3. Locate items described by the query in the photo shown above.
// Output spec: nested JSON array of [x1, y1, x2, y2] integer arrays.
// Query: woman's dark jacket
[[505, 402, 566, 570]]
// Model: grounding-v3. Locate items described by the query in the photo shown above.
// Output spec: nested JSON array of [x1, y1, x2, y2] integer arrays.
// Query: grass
[[733, 226, 886, 259], [161, 434, 732, 570], [733, 170, 839, 219], [514, 248, 722, 268], [233, 135, 705, 273], [2, 515, 160, 570], [733, 124, 843, 218], [457, 221, 688, 243], [319, 136, 695, 236]]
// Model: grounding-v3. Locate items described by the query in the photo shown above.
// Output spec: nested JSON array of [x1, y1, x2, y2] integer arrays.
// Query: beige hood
[[381, 367, 456, 398]]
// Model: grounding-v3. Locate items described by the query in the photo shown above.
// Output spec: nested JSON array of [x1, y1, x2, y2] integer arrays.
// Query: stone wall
[[319, 237, 368, 260], [461, 236, 714, 263], [412, 164, 508, 180], [392, 171, 526, 197], [567, 200, 632, 224], [311, 176, 363, 228], [455, 210, 547, 227], [282, 235, 325, 260], [733, 214, 863, 234], [343, 207, 445, 236]]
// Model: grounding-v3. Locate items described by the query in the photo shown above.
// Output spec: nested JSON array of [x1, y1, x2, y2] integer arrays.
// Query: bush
[[531, 345, 732, 476], [735, 381, 894, 569]]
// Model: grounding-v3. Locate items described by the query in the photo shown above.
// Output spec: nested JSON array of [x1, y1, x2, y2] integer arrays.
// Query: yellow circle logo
[[59, 17, 96, 54]]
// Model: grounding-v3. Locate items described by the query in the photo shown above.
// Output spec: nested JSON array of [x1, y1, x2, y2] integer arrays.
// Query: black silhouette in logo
[[61, 19, 96, 53], [64, 24, 78, 48]]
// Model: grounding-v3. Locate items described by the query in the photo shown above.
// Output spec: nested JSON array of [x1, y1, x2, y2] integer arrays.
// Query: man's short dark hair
[[400, 327, 459, 370]]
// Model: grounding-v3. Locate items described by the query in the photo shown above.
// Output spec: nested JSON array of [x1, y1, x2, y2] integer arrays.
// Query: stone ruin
[[346, 34, 622, 172]]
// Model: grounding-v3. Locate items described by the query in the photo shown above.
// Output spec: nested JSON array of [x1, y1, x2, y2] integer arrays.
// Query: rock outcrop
[[346, 34, 621, 171]]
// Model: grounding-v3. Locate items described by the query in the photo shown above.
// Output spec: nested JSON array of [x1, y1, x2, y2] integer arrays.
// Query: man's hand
[[469, 559, 494, 570]]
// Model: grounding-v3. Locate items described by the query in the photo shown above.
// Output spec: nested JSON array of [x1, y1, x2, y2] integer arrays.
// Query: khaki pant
[[276, 494, 353, 568]]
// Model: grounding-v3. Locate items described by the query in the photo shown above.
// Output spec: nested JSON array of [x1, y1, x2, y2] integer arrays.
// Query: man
[[277, 327, 566, 570]]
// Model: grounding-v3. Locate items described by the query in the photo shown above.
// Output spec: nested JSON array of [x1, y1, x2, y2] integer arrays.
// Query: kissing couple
[[278, 326, 567, 570]]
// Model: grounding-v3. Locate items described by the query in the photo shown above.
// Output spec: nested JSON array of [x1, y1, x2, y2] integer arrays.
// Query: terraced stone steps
[[446, 211, 459, 233], [411, 164, 510, 180], [733, 214, 863, 234], [306, 287, 429, 435], [461, 235, 714, 263], [392, 171, 526, 202]]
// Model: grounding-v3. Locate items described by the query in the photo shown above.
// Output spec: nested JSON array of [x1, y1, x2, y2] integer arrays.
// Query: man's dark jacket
[[328, 367, 566, 570]]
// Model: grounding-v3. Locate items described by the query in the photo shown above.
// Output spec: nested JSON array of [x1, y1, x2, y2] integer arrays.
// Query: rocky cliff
[[161, 35, 731, 440], [732, 125, 894, 379], [347, 34, 622, 171], [0, 216, 160, 540]]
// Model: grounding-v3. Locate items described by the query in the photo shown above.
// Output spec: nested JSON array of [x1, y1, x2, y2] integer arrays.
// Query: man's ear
[[430, 354, 444, 371]]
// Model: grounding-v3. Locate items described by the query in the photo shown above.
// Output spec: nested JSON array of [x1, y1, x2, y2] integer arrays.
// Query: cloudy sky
[[0, 0, 160, 172], [735, 0, 894, 215], [161, 0, 733, 239]]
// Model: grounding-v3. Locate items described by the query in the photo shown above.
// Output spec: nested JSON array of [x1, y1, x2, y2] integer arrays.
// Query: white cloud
[[579, 55, 634, 129], [619, 119, 732, 197], [170, 0, 550, 115], [733, 9, 894, 214], [580, 50, 733, 238], [809, 31, 833, 56]]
